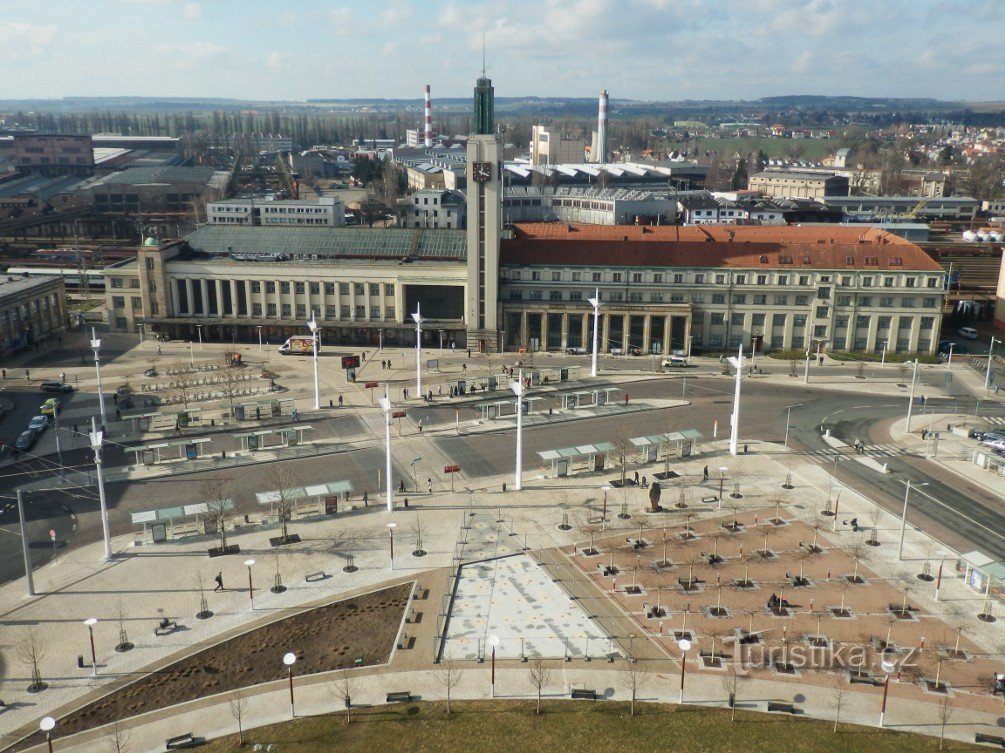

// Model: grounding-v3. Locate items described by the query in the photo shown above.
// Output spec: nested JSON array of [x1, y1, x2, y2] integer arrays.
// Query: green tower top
[[473, 75, 494, 136]]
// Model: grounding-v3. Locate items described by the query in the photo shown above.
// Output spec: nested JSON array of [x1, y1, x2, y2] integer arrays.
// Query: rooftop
[[500, 223, 943, 272], [87, 166, 228, 189], [0, 272, 63, 299], [183, 225, 466, 261]]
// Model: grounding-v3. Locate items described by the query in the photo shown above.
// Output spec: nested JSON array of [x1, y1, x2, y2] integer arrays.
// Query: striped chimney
[[424, 84, 432, 148]]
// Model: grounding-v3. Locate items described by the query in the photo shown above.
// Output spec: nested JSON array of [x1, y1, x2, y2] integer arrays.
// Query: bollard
[[329, 399, 333, 408], [77, 655, 85, 669], [502, 482, 507, 492], [211, 418, 215, 427]]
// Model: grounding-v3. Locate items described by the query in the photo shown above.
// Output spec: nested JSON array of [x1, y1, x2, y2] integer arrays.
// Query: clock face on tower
[[472, 161, 492, 182]]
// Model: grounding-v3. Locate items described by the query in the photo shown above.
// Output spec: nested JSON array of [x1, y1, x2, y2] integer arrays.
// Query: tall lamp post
[[379, 388, 394, 512], [588, 288, 602, 378], [783, 403, 803, 449], [880, 340, 888, 367], [244, 559, 255, 610], [489, 634, 500, 697], [307, 312, 321, 410], [40, 717, 55, 753], [84, 617, 98, 676], [510, 369, 525, 491], [412, 303, 423, 399], [16, 490, 35, 596], [898, 479, 928, 560], [879, 657, 897, 726], [726, 345, 746, 456], [905, 359, 920, 433], [90, 327, 107, 425], [53, 402, 65, 482], [257, 325, 263, 351], [283, 652, 297, 717], [678, 638, 691, 703], [985, 336, 1000, 391], [387, 522, 397, 570], [946, 342, 954, 370], [196, 324, 203, 350], [88, 417, 112, 561]]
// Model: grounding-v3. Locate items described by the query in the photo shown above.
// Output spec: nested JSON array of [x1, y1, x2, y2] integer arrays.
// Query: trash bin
[[77, 655, 85, 669], [502, 482, 507, 492]]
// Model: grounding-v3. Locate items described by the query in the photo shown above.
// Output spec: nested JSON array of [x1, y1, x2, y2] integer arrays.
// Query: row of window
[[508, 289, 939, 309], [703, 334, 933, 351], [505, 269, 942, 288], [702, 312, 935, 330], [241, 281, 396, 296], [1, 293, 59, 325], [247, 303, 396, 320]]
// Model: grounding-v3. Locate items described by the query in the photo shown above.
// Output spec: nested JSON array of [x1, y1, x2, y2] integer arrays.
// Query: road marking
[[833, 409, 844, 414], [851, 405, 868, 409]]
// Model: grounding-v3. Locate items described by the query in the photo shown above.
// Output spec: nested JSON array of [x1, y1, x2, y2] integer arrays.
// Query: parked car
[[565, 346, 587, 355], [959, 327, 979, 340], [15, 429, 37, 451], [28, 415, 50, 433], [39, 398, 60, 415], [40, 380, 74, 393]]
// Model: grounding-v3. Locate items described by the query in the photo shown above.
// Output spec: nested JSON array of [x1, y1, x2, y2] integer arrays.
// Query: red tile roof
[[500, 223, 942, 271]]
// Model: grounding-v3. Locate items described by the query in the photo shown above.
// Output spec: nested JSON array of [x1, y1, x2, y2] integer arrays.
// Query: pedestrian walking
[[115, 408, 121, 421], [338, 394, 343, 407], [743, 443, 748, 454], [467, 347, 471, 358], [214, 572, 224, 591], [157, 344, 162, 355], [1, 368, 5, 379], [624, 393, 629, 406], [24, 369, 30, 380], [634, 470, 640, 485], [427, 477, 432, 494], [60, 372, 66, 383], [818, 355, 824, 366], [256, 406, 261, 420], [703, 465, 709, 481], [462, 363, 467, 371], [292, 408, 299, 422], [363, 490, 369, 506], [398, 479, 405, 493], [403, 497, 409, 508]]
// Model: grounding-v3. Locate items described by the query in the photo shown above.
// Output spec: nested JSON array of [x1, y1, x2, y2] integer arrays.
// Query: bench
[[386, 691, 413, 703], [975, 733, 1005, 747], [154, 620, 178, 636], [165, 732, 198, 749], [571, 688, 598, 700], [887, 603, 915, 612], [701, 496, 718, 504], [766, 701, 796, 714], [305, 570, 328, 583], [849, 674, 880, 686]]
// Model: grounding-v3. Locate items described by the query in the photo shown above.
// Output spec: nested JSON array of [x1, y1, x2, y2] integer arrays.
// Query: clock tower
[[465, 74, 502, 352]]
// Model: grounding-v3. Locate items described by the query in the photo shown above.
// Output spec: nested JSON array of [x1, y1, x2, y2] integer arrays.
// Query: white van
[[661, 356, 688, 368], [959, 327, 979, 340]]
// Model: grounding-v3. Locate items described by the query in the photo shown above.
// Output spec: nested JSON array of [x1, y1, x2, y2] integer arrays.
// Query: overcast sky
[[3, 0, 1003, 102]]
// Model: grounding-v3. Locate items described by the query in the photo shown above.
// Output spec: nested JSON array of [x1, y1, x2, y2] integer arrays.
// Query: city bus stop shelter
[[234, 426, 313, 451], [630, 428, 703, 462], [256, 480, 354, 518], [131, 498, 234, 542], [537, 441, 616, 477], [129, 437, 213, 465]]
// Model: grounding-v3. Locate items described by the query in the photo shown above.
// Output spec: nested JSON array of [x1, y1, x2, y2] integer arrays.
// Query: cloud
[[153, 40, 227, 70], [380, 0, 412, 25], [182, 2, 202, 20], [265, 51, 290, 71], [381, 42, 398, 57], [791, 49, 813, 73], [0, 21, 58, 60]]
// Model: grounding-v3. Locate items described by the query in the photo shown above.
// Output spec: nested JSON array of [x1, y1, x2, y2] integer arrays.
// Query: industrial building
[[749, 171, 850, 200], [207, 196, 345, 227]]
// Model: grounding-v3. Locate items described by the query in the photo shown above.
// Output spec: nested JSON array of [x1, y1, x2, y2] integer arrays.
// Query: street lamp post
[[244, 559, 255, 610], [138, 322, 145, 349], [53, 402, 65, 482], [387, 522, 397, 570], [379, 389, 394, 512], [784, 403, 803, 449], [985, 336, 1000, 391], [88, 417, 112, 561], [678, 638, 691, 703], [40, 717, 55, 753], [803, 349, 810, 384], [726, 345, 746, 456], [84, 617, 98, 676], [90, 328, 107, 425], [510, 369, 525, 491], [947, 342, 954, 370], [898, 479, 928, 560], [905, 359, 920, 433], [307, 313, 321, 410], [188, 341, 194, 366], [283, 652, 297, 718], [412, 304, 423, 399], [717, 466, 728, 507], [489, 634, 500, 697], [881, 340, 888, 367], [601, 485, 611, 522], [588, 289, 601, 378], [16, 490, 35, 596], [196, 324, 203, 349], [879, 658, 897, 726], [257, 325, 263, 351]]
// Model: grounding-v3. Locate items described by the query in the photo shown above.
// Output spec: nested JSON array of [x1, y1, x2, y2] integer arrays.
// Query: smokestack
[[424, 84, 432, 148], [597, 89, 609, 163]]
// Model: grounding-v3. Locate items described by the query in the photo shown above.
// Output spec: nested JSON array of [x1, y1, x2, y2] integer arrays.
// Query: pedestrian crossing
[[983, 416, 1005, 425], [805, 443, 906, 462]]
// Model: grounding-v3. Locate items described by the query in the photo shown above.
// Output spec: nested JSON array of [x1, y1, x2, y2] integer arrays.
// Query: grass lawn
[[197, 700, 980, 752], [669, 136, 839, 162]]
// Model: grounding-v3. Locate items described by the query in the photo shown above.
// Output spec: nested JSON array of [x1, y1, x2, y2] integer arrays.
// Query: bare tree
[[20, 628, 47, 692], [611, 421, 634, 486], [527, 656, 552, 715], [228, 690, 248, 744], [106, 721, 130, 753], [268, 462, 300, 544], [830, 676, 847, 733], [721, 666, 740, 721], [617, 653, 646, 716], [330, 672, 360, 723], [437, 659, 464, 716], [202, 476, 234, 553], [937, 694, 954, 750]]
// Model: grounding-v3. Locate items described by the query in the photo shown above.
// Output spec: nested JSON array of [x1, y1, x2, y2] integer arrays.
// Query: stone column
[[560, 313, 569, 351], [642, 315, 652, 354], [184, 278, 194, 315]]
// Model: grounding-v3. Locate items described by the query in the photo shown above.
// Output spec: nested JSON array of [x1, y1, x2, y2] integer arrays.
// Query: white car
[[28, 415, 50, 433], [959, 327, 979, 340], [661, 357, 689, 368]]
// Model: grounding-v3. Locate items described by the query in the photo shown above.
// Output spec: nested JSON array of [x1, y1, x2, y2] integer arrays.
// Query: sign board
[[444, 464, 461, 474], [341, 355, 361, 369], [185, 444, 198, 460], [151, 522, 168, 543], [365, 381, 379, 389], [324, 495, 339, 515], [392, 410, 406, 418]]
